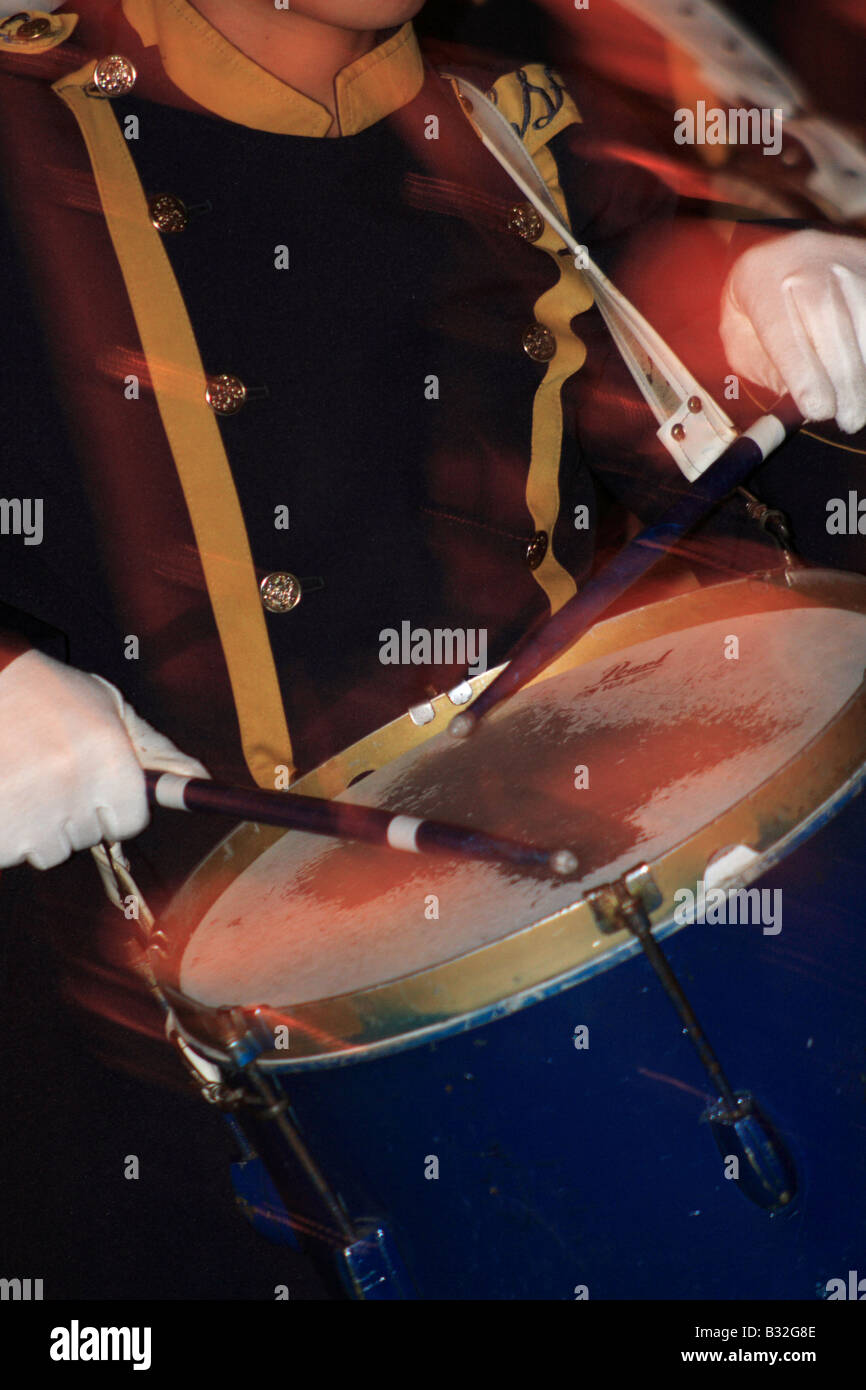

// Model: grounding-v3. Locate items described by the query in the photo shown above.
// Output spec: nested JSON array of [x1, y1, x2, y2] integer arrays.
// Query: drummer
[[0, 0, 864, 881]]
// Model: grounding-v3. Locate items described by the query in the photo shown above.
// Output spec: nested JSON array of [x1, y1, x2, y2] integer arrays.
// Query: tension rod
[[590, 872, 797, 1213], [617, 892, 739, 1113]]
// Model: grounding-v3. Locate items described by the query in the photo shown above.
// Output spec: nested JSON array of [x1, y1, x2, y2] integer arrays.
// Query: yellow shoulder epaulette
[[486, 63, 581, 157], [0, 9, 77, 54]]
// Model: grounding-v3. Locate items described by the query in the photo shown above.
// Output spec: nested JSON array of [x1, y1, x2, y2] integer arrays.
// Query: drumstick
[[449, 395, 804, 740], [145, 770, 579, 878]]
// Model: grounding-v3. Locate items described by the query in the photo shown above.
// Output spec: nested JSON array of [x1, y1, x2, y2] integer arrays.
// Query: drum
[[156, 568, 866, 1299]]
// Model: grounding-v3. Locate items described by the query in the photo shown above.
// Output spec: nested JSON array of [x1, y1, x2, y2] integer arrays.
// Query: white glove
[[720, 230, 866, 434], [0, 649, 208, 870]]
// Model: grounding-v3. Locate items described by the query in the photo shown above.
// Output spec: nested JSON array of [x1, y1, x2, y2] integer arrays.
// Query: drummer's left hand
[[720, 229, 866, 434]]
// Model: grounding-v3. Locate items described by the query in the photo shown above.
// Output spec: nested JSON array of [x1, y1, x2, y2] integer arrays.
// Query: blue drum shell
[[260, 791, 866, 1300]]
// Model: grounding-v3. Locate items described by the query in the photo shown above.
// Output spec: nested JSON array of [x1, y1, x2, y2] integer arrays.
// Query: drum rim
[[156, 568, 866, 1070]]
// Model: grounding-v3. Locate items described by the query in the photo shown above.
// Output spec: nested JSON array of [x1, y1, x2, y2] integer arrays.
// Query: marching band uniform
[[1, 0, 865, 1298], [0, 0, 864, 933], [0, 0, 792, 806]]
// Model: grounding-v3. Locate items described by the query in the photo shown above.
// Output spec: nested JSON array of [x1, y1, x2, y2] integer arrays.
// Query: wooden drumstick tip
[[550, 849, 579, 877], [449, 710, 477, 739]]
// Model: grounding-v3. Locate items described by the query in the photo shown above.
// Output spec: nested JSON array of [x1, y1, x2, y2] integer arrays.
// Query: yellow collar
[[120, 0, 425, 136]]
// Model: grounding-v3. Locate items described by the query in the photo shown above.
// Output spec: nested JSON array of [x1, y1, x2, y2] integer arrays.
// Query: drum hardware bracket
[[208, 1008, 416, 1296], [212, 1008, 358, 1246], [93, 841, 417, 1293], [587, 863, 663, 934], [221, 1009, 418, 1296], [92, 855, 305, 1117], [340, 1222, 418, 1301], [447, 680, 474, 706], [737, 485, 799, 573], [409, 699, 436, 727], [160, 1009, 250, 1108], [587, 865, 798, 1214]]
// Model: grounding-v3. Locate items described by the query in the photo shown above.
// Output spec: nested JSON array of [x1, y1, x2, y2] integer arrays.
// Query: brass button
[[524, 531, 549, 569], [148, 193, 189, 235], [16, 16, 51, 39], [260, 573, 302, 614], [506, 203, 544, 242], [522, 323, 557, 362], [92, 55, 137, 97], [206, 373, 247, 416]]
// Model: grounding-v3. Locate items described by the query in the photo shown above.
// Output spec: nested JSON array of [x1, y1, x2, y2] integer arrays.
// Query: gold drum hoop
[[156, 569, 866, 1070]]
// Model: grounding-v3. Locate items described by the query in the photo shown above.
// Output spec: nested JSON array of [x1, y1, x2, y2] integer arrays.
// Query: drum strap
[[441, 70, 738, 481]]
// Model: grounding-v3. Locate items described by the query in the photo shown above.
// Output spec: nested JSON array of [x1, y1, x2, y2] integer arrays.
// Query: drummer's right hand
[[0, 649, 208, 870]]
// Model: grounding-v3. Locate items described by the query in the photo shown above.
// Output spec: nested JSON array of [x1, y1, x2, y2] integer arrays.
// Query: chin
[[290, 1, 426, 30]]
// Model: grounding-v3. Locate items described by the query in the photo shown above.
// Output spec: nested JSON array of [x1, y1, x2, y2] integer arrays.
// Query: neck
[[187, 1, 377, 126]]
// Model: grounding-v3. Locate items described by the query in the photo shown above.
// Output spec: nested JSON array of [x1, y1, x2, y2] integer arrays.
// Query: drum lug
[[338, 1222, 416, 1301], [587, 863, 662, 934]]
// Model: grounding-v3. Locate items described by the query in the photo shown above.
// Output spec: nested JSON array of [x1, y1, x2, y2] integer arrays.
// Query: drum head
[[161, 572, 866, 1066]]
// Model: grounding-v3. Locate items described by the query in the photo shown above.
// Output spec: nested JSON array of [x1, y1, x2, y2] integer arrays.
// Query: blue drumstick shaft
[[145, 770, 578, 877], [450, 396, 804, 739]]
